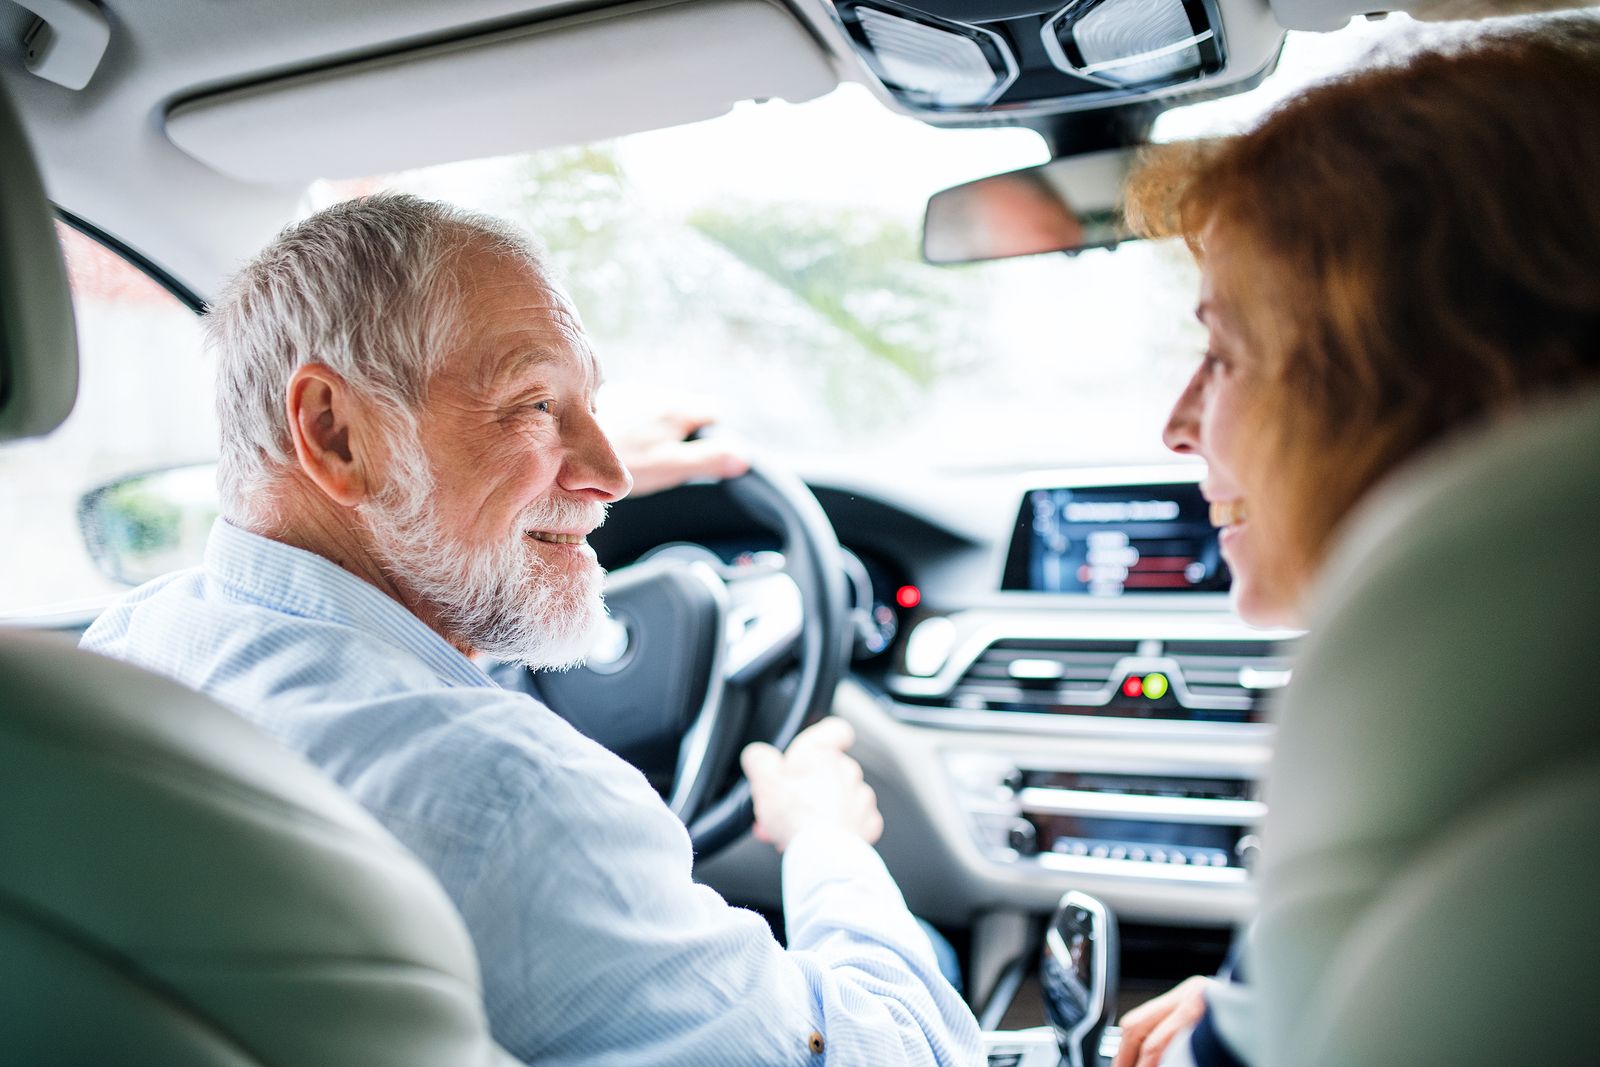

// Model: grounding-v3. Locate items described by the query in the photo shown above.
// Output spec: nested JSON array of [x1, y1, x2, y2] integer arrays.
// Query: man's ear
[[285, 363, 377, 508]]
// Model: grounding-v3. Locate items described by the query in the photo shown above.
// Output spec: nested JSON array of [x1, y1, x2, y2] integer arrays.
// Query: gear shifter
[[1040, 891, 1119, 1067]]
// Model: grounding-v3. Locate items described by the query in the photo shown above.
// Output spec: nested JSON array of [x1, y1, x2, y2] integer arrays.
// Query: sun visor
[[165, 0, 839, 183]]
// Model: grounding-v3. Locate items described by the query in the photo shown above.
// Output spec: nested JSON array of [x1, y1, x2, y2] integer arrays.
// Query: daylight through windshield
[[0, 17, 1424, 613]]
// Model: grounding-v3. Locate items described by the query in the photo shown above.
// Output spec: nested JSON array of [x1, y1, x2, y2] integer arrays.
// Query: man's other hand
[[740, 717, 884, 853], [598, 387, 750, 497], [1112, 975, 1212, 1067]]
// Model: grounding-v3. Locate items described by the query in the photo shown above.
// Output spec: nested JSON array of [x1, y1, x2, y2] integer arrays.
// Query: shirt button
[[808, 1030, 825, 1054]]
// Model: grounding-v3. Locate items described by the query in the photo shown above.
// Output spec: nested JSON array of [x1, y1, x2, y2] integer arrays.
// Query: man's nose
[[1162, 369, 1203, 456], [561, 410, 633, 502]]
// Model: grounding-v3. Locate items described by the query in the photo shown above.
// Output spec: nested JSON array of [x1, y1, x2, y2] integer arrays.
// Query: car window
[[0, 225, 216, 615]]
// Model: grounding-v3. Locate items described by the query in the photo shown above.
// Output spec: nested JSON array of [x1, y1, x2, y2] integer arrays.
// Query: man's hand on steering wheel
[[741, 717, 883, 852]]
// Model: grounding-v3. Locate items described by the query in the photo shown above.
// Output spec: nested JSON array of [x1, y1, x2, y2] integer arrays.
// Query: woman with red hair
[[1112, 16, 1600, 1066]]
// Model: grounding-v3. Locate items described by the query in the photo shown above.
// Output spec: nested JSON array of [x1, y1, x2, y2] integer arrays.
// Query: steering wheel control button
[[584, 616, 633, 675], [903, 616, 957, 677], [808, 1030, 826, 1054]]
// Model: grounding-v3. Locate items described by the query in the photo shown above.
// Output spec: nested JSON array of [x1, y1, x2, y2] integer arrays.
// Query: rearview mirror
[[78, 463, 219, 586], [922, 147, 1138, 265]]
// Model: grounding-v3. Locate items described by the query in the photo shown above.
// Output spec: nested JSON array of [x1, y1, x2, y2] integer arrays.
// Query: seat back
[[1255, 388, 1600, 1065], [0, 68, 512, 1067], [0, 632, 512, 1066]]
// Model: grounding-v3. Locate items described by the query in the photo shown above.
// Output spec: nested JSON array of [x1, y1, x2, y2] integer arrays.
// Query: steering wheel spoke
[[722, 567, 803, 685]]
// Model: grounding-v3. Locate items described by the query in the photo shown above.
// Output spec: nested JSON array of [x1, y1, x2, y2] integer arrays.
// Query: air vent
[[953, 638, 1140, 710], [896, 634, 1292, 724], [1162, 639, 1294, 701]]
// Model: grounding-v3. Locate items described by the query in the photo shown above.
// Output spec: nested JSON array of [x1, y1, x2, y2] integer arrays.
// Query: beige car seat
[[0, 73, 516, 1067], [1255, 387, 1600, 1065]]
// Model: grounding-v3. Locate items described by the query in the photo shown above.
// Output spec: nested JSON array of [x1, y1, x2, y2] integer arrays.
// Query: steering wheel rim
[[679, 457, 852, 853]]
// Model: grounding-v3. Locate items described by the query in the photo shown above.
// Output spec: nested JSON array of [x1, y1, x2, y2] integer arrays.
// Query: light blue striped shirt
[[82, 519, 981, 1066]]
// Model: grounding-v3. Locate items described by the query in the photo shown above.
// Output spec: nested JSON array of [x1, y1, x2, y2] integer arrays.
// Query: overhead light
[[840, 4, 1017, 109], [1043, 0, 1224, 90]]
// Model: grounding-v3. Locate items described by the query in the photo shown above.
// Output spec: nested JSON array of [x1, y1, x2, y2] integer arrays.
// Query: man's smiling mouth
[[527, 531, 587, 545]]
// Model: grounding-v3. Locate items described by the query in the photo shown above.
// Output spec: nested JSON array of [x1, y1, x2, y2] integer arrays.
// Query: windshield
[[307, 15, 1421, 473], [0, 15, 1427, 615]]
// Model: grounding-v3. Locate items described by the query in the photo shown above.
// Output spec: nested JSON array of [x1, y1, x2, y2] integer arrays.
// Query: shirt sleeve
[[782, 826, 983, 1066], [444, 710, 982, 1067]]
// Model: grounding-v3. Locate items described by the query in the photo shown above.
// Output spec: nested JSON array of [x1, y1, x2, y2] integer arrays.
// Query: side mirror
[[922, 147, 1138, 265], [77, 463, 219, 586], [1041, 890, 1120, 1067]]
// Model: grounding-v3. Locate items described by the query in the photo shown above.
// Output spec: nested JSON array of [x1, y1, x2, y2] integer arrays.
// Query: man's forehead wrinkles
[[482, 334, 600, 396]]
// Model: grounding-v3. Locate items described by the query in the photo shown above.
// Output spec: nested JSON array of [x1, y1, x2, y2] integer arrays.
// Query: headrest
[[1256, 386, 1600, 1065], [0, 79, 78, 443]]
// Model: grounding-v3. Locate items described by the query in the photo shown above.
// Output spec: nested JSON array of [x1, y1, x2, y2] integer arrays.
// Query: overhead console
[[813, 0, 1287, 121]]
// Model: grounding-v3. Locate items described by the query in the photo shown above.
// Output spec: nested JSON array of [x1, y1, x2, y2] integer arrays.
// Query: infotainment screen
[[1002, 482, 1230, 595]]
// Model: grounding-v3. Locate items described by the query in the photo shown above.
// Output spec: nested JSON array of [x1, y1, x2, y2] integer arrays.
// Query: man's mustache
[[518, 496, 609, 538]]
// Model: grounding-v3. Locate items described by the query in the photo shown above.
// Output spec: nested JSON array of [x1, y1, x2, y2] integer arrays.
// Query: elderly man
[[81, 194, 979, 1066]]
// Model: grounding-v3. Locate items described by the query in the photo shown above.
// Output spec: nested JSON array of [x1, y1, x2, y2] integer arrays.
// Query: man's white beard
[[359, 426, 609, 669]]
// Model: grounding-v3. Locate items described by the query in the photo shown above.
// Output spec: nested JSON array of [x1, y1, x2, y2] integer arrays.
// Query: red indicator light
[[895, 585, 922, 610], [1121, 675, 1143, 698]]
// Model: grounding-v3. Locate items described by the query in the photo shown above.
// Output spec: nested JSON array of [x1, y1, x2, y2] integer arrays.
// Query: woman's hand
[[1112, 975, 1213, 1067]]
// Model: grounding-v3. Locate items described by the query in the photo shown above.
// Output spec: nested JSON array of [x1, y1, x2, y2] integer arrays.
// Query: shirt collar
[[204, 517, 499, 690]]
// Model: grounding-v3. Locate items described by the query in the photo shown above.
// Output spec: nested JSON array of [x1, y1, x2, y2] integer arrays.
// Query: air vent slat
[[898, 633, 1295, 724]]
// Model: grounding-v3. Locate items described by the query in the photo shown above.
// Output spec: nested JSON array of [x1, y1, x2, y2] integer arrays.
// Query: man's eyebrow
[[489, 344, 563, 387]]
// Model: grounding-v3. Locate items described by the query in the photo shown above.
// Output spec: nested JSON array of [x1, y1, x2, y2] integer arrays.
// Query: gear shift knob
[[1041, 891, 1119, 1067]]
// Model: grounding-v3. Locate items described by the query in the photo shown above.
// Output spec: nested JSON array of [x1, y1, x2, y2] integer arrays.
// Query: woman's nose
[[1162, 368, 1204, 456]]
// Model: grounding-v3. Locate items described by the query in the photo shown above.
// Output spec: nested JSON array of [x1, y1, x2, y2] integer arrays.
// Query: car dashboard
[[593, 463, 1292, 969]]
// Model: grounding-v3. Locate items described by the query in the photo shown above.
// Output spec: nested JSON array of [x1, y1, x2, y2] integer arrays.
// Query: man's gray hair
[[206, 193, 551, 526]]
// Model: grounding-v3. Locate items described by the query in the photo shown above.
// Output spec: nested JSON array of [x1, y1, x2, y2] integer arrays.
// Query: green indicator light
[[1144, 673, 1170, 700]]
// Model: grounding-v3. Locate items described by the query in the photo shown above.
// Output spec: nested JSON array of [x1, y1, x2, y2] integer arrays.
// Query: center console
[[877, 474, 1294, 928]]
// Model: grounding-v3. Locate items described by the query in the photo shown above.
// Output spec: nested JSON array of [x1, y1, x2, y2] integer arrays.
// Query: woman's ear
[[285, 363, 376, 508]]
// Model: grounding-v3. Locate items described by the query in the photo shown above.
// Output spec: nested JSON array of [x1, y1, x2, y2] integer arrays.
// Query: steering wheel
[[494, 456, 851, 854]]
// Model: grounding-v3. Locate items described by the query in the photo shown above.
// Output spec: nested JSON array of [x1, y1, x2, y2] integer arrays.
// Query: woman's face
[[1162, 231, 1306, 627]]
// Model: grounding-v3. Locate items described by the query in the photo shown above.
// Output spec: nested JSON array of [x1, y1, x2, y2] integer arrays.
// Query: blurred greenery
[[687, 204, 964, 389], [497, 144, 986, 437], [103, 482, 181, 556]]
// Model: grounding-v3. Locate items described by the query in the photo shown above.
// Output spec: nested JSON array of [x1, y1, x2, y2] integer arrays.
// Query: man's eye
[[527, 400, 554, 414]]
